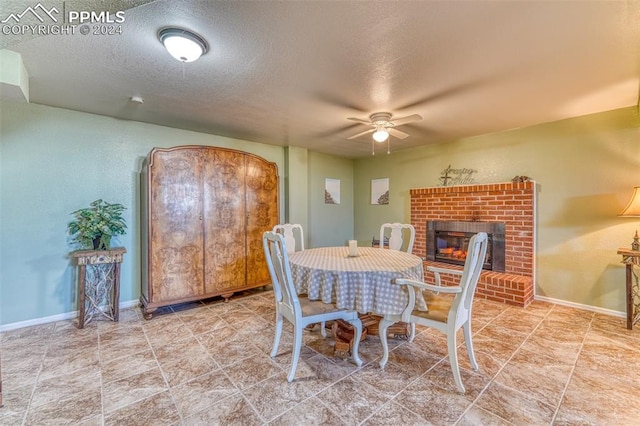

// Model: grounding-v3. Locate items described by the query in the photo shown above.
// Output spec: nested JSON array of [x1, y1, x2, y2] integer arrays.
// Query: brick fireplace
[[410, 181, 535, 307]]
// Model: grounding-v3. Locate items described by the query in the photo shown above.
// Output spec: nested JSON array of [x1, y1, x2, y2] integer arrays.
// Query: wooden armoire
[[140, 145, 278, 319]]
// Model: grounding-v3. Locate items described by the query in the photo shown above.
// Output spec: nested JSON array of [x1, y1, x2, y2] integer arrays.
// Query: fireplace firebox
[[426, 221, 505, 272]]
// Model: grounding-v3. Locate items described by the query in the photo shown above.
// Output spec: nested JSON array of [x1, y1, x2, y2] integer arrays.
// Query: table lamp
[[619, 186, 640, 250]]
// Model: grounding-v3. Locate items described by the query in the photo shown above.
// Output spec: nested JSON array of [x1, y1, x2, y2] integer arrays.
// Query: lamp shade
[[619, 186, 640, 216], [373, 129, 389, 142], [158, 27, 208, 63]]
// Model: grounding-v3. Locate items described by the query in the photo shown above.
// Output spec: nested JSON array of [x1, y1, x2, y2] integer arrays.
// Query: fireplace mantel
[[410, 181, 535, 306]]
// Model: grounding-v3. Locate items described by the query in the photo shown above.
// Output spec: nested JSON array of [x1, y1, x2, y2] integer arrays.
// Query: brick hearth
[[410, 181, 535, 307]]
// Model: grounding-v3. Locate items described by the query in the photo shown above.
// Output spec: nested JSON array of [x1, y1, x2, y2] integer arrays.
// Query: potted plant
[[67, 199, 127, 250]]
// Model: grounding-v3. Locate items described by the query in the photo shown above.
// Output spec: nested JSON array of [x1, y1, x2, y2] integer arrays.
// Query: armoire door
[[203, 149, 247, 293], [149, 149, 205, 302], [245, 154, 279, 286]]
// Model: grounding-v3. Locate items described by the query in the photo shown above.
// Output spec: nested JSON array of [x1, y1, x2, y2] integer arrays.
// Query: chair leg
[[408, 322, 416, 342], [349, 318, 363, 367], [463, 321, 478, 371], [271, 313, 283, 358], [378, 318, 394, 368], [320, 321, 327, 338], [288, 324, 304, 382], [447, 331, 465, 394]]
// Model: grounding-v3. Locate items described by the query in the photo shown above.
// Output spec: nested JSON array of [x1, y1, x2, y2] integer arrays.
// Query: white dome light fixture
[[372, 127, 389, 143], [158, 27, 208, 63]]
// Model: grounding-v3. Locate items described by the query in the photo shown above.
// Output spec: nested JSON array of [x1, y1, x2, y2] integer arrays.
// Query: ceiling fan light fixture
[[347, 112, 421, 155], [373, 128, 389, 142], [158, 27, 208, 62]]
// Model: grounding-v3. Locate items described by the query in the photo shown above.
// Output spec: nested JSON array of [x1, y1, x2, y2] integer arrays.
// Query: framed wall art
[[325, 178, 340, 204], [371, 178, 389, 205]]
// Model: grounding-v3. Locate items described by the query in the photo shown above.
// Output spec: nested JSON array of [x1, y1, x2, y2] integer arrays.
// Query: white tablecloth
[[288, 246, 425, 315]]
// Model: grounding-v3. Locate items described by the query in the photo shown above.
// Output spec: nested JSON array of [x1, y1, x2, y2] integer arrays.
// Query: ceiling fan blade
[[316, 123, 361, 138], [347, 128, 375, 140], [391, 114, 422, 126], [397, 78, 490, 110], [347, 117, 373, 125], [388, 128, 410, 139], [314, 92, 369, 112]]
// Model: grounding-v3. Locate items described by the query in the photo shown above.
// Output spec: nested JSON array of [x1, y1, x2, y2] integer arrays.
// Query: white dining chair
[[262, 231, 363, 382], [379, 232, 488, 393], [380, 222, 416, 253], [273, 223, 328, 336], [273, 223, 304, 254]]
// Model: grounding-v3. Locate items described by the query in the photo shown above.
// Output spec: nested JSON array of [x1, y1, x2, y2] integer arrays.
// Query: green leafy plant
[[67, 199, 127, 250]]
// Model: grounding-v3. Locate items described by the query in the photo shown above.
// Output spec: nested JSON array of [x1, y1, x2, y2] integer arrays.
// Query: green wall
[[0, 101, 285, 325], [2, 100, 637, 325], [354, 106, 640, 313], [283, 146, 309, 247], [307, 152, 354, 248]]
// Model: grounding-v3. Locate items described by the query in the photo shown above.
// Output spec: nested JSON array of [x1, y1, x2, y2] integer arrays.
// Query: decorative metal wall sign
[[439, 165, 477, 186]]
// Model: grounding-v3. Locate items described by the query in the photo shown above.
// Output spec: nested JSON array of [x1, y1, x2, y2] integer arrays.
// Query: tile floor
[[1, 288, 640, 425]]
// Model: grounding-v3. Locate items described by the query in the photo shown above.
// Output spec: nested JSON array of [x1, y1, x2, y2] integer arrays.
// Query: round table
[[288, 246, 425, 315]]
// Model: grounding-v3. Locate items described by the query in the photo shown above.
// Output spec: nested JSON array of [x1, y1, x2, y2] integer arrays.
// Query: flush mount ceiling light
[[158, 27, 208, 62]]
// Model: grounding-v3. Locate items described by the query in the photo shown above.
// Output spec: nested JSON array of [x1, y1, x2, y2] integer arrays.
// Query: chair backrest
[[263, 231, 300, 315], [380, 223, 416, 253], [450, 232, 488, 326], [273, 224, 304, 254]]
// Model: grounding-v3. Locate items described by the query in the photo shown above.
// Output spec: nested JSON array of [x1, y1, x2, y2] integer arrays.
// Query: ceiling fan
[[346, 112, 423, 155]]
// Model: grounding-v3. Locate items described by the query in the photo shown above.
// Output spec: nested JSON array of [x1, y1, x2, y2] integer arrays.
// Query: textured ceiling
[[2, 0, 640, 158]]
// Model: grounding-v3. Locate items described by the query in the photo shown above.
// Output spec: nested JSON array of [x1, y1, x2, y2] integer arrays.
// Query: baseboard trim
[[1, 296, 626, 332], [0, 299, 140, 332], [534, 295, 625, 318]]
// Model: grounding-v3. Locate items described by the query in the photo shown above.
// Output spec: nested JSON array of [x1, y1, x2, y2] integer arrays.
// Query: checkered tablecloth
[[288, 246, 425, 315]]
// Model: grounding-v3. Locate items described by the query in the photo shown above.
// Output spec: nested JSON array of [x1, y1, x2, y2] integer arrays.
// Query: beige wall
[[354, 106, 640, 313]]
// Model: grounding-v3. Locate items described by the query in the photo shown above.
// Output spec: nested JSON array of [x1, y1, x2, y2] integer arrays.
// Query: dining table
[[288, 246, 427, 316]]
